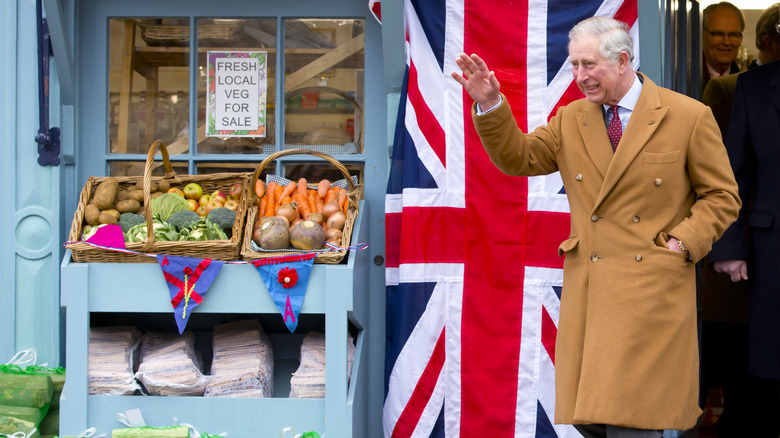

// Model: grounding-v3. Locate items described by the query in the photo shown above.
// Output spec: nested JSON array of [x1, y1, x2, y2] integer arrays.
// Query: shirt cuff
[[475, 95, 503, 115]]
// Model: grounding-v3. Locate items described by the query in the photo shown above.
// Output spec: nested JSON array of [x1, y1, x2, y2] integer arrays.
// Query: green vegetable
[[82, 224, 110, 241], [166, 210, 201, 231], [206, 207, 236, 235], [149, 193, 189, 222], [178, 217, 228, 241], [125, 219, 179, 243], [118, 212, 146, 233]]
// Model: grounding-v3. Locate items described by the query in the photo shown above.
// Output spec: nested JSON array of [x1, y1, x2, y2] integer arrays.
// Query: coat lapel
[[594, 74, 668, 210], [576, 105, 613, 178]]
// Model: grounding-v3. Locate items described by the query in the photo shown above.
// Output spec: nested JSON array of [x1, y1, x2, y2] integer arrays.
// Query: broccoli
[[179, 217, 228, 241], [207, 208, 237, 235], [118, 212, 145, 233], [166, 209, 201, 231]]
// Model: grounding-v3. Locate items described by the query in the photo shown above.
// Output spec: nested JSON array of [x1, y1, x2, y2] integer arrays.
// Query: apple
[[195, 205, 208, 217], [211, 190, 228, 204], [198, 194, 212, 207], [186, 199, 199, 211], [228, 182, 243, 200], [224, 199, 239, 211], [167, 187, 185, 198], [205, 199, 223, 213], [182, 182, 203, 200]]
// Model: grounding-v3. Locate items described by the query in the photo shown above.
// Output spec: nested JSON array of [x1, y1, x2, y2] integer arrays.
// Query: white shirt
[[603, 73, 643, 133]]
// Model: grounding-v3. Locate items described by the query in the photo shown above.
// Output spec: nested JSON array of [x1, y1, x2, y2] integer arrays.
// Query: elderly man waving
[[452, 16, 740, 438]]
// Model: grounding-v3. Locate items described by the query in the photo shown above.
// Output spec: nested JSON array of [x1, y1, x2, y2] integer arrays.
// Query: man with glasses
[[702, 2, 745, 90]]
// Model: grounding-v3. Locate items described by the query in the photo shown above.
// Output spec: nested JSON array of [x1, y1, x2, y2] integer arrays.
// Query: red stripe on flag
[[614, 0, 638, 27], [408, 60, 447, 167], [462, 0, 529, 434], [549, 80, 584, 123], [386, 212, 402, 268], [392, 328, 446, 438], [541, 306, 557, 365], [399, 207, 465, 264], [526, 211, 570, 269]]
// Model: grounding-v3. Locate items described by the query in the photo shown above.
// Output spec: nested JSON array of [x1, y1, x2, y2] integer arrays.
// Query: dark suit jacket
[[702, 60, 741, 92], [700, 72, 750, 324], [709, 59, 780, 379]]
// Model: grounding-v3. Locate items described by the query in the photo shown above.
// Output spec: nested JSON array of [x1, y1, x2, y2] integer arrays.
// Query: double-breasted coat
[[709, 60, 780, 379], [473, 73, 740, 430]]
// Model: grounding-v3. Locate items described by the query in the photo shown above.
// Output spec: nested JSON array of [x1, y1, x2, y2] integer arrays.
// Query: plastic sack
[[134, 332, 210, 396], [110, 426, 190, 437], [25, 367, 65, 409], [0, 414, 41, 438], [88, 327, 142, 396], [289, 332, 354, 398], [38, 408, 59, 436], [204, 319, 274, 398], [0, 364, 53, 412]]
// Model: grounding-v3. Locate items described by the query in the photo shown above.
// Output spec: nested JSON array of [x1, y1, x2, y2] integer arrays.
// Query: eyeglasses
[[704, 28, 743, 42]]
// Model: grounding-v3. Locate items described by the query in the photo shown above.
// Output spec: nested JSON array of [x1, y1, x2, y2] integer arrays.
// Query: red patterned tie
[[607, 105, 622, 150]]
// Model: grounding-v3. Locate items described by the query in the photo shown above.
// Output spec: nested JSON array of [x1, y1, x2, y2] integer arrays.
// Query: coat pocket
[[558, 236, 580, 257], [643, 150, 680, 164], [748, 210, 774, 229]]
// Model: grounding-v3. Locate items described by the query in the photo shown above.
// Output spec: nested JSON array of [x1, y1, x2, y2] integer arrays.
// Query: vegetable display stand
[[59, 201, 370, 437], [66, 140, 251, 263], [241, 149, 361, 264]]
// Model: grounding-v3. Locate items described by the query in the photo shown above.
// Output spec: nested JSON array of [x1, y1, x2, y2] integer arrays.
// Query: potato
[[116, 199, 141, 213], [128, 189, 145, 203], [150, 191, 164, 199], [148, 181, 158, 193], [102, 209, 121, 221], [84, 204, 101, 226], [92, 177, 118, 209], [115, 190, 130, 202], [156, 179, 170, 193], [98, 212, 118, 225]]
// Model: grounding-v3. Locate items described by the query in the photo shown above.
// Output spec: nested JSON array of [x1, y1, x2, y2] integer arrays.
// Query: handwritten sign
[[206, 51, 267, 137]]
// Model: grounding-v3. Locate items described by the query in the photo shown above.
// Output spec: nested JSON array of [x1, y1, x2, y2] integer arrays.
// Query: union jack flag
[[383, 1, 639, 437]]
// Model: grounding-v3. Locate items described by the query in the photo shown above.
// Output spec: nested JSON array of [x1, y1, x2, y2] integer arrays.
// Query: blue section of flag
[[411, 0, 447, 70], [156, 255, 225, 334], [253, 256, 315, 333], [546, 1, 602, 85]]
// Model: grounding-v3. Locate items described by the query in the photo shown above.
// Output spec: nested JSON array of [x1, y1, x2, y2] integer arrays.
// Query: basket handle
[[141, 140, 176, 252], [250, 148, 356, 203]]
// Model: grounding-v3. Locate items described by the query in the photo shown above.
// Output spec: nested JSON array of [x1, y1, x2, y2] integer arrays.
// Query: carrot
[[293, 192, 311, 218], [337, 187, 348, 214], [297, 178, 308, 197], [324, 188, 338, 205], [265, 181, 278, 217], [274, 184, 284, 203], [315, 194, 324, 213], [258, 196, 268, 217], [279, 195, 292, 206], [307, 189, 318, 213], [279, 181, 297, 203], [254, 179, 265, 198], [317, 179, 330, 198]]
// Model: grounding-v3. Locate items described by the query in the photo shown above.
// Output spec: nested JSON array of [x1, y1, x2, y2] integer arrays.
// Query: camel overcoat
[[473, 73, 740, 430]]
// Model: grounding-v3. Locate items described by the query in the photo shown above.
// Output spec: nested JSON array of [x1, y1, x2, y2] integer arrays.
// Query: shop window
[[106, 17, 365, 182]]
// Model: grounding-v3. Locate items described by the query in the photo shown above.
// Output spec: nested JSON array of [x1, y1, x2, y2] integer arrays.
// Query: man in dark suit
[[698, 6, 780, 436], [708, 55, 780, 437], [702, 2, 745, 91]]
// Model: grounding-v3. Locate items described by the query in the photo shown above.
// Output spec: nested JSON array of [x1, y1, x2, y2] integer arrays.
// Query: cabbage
[[125, 219, 179, 242], [149, 193, 189, 222]]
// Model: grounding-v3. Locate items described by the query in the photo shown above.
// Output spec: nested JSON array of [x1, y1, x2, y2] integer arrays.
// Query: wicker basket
[[241, 149, 361, 264], [140, 20, 245, 47], [66, 140, 251, 263]]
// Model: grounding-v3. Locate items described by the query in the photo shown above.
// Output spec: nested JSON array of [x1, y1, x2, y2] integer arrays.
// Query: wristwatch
[[670, 235, 692, 260]]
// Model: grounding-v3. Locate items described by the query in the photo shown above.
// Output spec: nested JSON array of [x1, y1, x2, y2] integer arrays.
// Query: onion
[[326, 211, 346, 230], [306, 212, 326, 228], [324, 228, 343, 241], [275, 203, 298, 223], [321, 200, 341, 218]]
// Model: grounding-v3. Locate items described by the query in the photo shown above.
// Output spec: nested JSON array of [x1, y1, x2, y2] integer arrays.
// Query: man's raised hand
[[451, 53, 501, 110]]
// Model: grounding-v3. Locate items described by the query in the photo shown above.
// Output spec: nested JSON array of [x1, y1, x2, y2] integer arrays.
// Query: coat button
[[632, 215, 640, 223], [635, 254, 643, 261], [575, 173, 583, 181], [591, 254, 599, 262], [591, 214, 599, 222], [654, 178, 662, 186]]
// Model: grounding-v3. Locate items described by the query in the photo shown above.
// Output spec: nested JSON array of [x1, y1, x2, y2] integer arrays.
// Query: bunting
[[156, 255, 225, 334]]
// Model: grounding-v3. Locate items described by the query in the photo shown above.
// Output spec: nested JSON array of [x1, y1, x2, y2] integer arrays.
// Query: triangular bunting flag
[[251, 253, 316, 332], [156, 255, 225, 334], [85, 223, 126, 249]]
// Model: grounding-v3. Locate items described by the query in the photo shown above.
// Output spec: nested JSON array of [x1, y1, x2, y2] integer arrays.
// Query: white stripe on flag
[[443, 280, 464, 438]]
